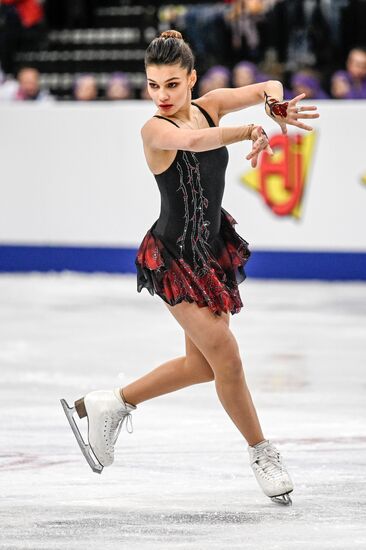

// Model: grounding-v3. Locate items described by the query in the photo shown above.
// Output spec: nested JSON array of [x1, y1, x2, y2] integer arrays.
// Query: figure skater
[[61, 30, 319, 505]]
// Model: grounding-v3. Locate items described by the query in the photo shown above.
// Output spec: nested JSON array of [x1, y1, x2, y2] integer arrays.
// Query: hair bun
[[160, 30, 183, 40]]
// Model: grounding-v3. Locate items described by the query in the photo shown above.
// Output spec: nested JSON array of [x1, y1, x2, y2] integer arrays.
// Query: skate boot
[[60, 388, 137, 474], [248, 439, 294, 505]]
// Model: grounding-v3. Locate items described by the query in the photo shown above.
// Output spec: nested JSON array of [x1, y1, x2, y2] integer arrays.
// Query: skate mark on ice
[[0, 452, 73, 471], [34, 510, 272, 531]]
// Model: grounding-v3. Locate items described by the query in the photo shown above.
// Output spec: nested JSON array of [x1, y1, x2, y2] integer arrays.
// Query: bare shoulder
[[141, 114, 180, 132], [140, 117, 178, 174], [141, 116, 162, 136], [141, 116, 172, 147]]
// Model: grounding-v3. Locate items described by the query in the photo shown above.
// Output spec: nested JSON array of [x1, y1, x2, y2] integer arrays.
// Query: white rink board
[[0, 100, 365, 251]]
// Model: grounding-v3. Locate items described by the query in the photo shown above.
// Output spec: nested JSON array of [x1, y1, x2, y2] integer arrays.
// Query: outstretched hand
[[264, 92, 320, 134], [246, 125, 273, 168]]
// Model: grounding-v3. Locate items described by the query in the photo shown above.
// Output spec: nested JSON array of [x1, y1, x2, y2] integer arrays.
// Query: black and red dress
[[135, 101, 251, 316]]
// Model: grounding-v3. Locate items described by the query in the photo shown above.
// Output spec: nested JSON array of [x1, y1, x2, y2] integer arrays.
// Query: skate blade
[[270, 491, 293, 505], [60, 398, 103, 474]]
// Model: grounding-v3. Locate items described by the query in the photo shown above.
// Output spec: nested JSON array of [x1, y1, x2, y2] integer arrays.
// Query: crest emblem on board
[[241, 132, 316, 219]]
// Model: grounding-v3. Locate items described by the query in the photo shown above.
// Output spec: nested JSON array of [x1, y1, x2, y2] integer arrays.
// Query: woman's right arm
[[141, 118, 258, 153]]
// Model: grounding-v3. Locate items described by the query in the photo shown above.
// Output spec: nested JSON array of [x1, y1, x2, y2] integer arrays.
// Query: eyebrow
[[147, 77, 181, 83]]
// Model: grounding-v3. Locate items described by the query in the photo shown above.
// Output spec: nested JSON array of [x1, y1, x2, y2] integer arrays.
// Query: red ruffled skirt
[[135, 207, 251, 316]]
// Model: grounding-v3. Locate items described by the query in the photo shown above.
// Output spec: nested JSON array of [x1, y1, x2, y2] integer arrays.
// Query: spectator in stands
[[105, 72, 132, 100], [0, 66, 52, 101], [0, 0, 46, 75], [73, 74, 98, 101], [288, 69, 329, 100], [204, 65, 231, 89], [232, 61, 265, 87], [140, 85, 151, 100], [198, 75, 215, 96], [330, 47, 366, 99], [197, 65, 231, 95], [330, 71, 351, 100], [15, 66, 52, 101]]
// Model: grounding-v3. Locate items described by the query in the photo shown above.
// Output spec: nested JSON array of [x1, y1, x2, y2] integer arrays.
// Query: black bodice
[[152, 102, 229, 271]]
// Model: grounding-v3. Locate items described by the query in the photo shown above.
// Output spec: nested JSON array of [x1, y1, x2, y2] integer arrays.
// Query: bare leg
[[121, 332, 215, 406], [164, 302, 265, 447]]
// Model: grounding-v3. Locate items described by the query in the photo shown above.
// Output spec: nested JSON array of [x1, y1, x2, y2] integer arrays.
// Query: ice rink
[[0, 273, 365, 550]]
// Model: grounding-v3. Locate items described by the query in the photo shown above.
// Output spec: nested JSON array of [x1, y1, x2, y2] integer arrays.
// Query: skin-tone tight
[[120, 301, 265, 448]]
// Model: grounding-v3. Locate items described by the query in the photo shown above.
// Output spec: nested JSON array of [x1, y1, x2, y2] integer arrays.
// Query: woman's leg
[[121, 331, 215, 406], [164, 301, 265, 447]]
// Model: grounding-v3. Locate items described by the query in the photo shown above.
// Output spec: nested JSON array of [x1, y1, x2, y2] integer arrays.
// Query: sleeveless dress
[[135, 101, 251, 316]]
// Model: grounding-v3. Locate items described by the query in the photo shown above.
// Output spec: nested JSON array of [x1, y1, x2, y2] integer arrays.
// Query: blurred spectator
[[232, 60, 267, 87], [0, 66, 53, 101], [0, 0, 46, 75], [225, 0, 268, 64], [198, 75, 215, 96], [139, 85, 151, 100], [288, 69, 329, 100], [105, 72, 132, 101], [331, 72, 351, 100], [73, 74, 98, 101], [196, 66, 231, 95], [233, 61, 257, 87], [197, 65, 231, 95], [15, 66, 53, 101], [331, 47, 366, 99], [204, 65, 231, 89]]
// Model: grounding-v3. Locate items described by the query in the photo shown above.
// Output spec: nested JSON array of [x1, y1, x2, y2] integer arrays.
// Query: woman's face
[[146, 63, 196, 114]]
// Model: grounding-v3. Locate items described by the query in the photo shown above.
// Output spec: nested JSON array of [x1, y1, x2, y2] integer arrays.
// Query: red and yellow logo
[[241, 132, 316, 218]]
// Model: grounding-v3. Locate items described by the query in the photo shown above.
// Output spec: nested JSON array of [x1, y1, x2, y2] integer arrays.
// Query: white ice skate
[[248, 439, 294, 505], [60, 388, 137, 474]]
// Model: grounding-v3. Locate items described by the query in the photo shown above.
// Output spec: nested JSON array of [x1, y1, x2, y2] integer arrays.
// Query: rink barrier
[[0, 244, 365, 280]]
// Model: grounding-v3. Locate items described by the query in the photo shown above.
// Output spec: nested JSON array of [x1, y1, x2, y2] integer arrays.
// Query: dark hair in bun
[[144, 29, 195, 73], [160, 30, 183, 40]]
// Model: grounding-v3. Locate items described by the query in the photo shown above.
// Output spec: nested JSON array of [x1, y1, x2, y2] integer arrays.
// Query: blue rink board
[[0, 244, 366, 280]]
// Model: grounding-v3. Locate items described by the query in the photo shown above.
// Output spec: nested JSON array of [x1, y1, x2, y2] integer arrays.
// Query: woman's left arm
[[204, 80, 319, 132], [205, 80, 284, 118]]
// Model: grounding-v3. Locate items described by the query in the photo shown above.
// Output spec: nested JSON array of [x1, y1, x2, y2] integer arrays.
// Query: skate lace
[[110, 410, 134, 446], [253, 446, 284, 480]]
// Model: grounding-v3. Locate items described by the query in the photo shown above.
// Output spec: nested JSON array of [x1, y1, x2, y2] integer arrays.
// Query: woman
[[61, 30, 319, 506]]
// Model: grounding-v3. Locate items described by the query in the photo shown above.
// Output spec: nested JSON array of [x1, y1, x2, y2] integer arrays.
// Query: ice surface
[[0, 273, 365, 549]]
